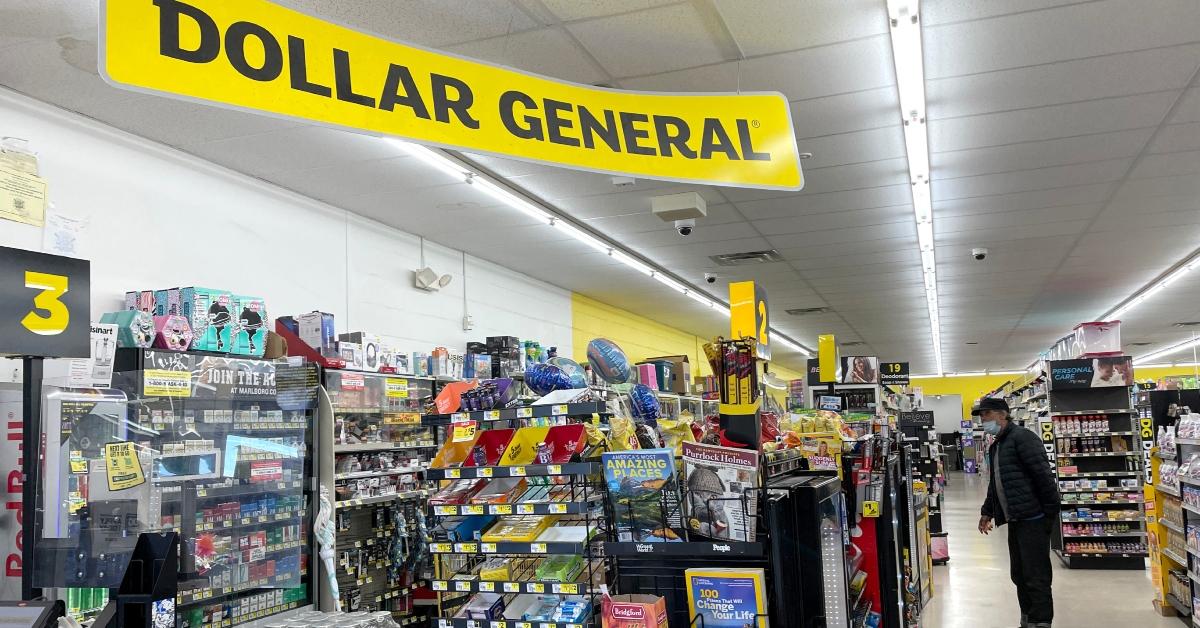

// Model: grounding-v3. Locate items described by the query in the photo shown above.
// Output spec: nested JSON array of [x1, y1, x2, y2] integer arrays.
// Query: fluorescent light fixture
[[651, 271, 687, 293], [471, 178, 554, 224], [1133, 336, 1200, 365], [988, 370, 1026, 376], [1106, 253, 1200, 319], [552, 221, 612, 255], [684, 289, 717, 308], [391, 139, 472, 181], [609, 250, 654, 276], [888, 0, 942, 376], [774, 335, 810, 357]]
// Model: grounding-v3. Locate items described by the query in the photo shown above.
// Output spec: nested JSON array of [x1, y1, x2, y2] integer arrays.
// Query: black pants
[[1008, 517, 1054, 624]]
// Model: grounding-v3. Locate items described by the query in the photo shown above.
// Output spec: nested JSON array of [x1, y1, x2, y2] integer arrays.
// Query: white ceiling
[[2, 0, 1200, 373]]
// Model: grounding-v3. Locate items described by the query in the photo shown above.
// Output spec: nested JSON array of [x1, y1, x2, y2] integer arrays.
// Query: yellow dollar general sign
[[101, 0, 803, 191], [729, 281, 770, 360]]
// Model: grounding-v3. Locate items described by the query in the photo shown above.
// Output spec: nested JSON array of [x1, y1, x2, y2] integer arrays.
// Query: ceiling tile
[[1129, 150, 1200, 179], [753, 204, 911, 235], [1145, 122, 1200, 154], [532, 0, 681, 22], [186, 126, 410, 178], [932, 158, 1132, 200], [795, 126, 906, 169], [932, 182, 1114, 217], [735, 184, 911, 220], [582, 203, 742, 235], [922, 0, 1107, 26], [541, 183, 728, 219], [505, 169, 677, 201], [925, 0, 1200, 79], [734, 35, 896, 101], [789, 86, 901, 138], [287, 0, 539, 47], [710, 0, 888, 57], [930, 92, 1178, 153], [766, 222, 915, 249], [936, 203, 1102, 234], [565, 4, 727, 77], [1170, 87, 1200, 124], [930, 128, 1153, 179], [622, 221, 762, 249], [446, 28, 607, 85], [794, 158, 909, 195]]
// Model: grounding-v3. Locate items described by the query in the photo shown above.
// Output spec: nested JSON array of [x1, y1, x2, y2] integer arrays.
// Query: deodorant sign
[[0, 385, 21, 599]]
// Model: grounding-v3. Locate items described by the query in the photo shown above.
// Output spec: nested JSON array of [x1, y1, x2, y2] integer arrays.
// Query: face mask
[[983, 420, 1001, 436]]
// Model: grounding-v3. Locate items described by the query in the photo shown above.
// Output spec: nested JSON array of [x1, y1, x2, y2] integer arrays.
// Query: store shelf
[[335, 466, 427, 480], [432, 500, 597, 516], [334, 442, 437, 453], [1163, 520, 1186, 534], [178, 571, 304, 606], [195, 509, 302, 532], [1179, 477, 1200, 487], [1056, 431, 1137, 437], [1178, 438, 1200, 446], [1061, 499, 1142, 506], [1061, 514, 1144, 522], [201, 601, 301, 628], [372, 581, 424, 603], [1058, 471, 1141, 478], [1189, 571, 1200, 585], [164, 479, 304, 501], [1061, 531, 1146, 538], [1183, 503, 1200, 516], [430, 579, 594, 595], [426, 462, 600, 480], [1163, 547, 1188, 566], [422, 401, 608, 425], [429, 541, 587, 555], [435, 619, 589, 628], [1051, 410, 1133, 416], [602, 541, 766, 557], [1168, 594, 1192, 617], [1060, 551, 1147, 558], [1056, 451, 1138, 457], [1159, 485, 1183, 498], [1061, 487, 1140, 493], [337, 488, 435, 509]]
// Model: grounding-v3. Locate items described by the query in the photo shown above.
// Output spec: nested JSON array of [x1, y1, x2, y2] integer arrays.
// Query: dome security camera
[[704, 273, 717, 284], [972, 247, 989, 261], [675, 218, 695, 236]]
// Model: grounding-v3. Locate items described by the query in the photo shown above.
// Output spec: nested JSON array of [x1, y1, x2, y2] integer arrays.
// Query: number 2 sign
[[730, 280, 770, 361], [1, 245, 90, 357]]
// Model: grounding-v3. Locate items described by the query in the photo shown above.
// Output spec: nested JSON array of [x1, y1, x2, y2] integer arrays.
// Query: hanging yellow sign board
[[100, 0, 803, 190]]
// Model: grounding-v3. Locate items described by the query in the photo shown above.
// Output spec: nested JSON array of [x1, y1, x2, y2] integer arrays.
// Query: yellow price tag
[[549, 503, 567, 514], [385, 378, 410, 398], [557, 583, 579, 594], [69, 459, 88, 474], [486, 410, 501, 421], [530, 543, 547, 554], [863, 500, 881, 518], [455, 542, 479, 553], [528, 583, 545, 593], [452, 421, 477, 443], [552, 404, 569, 416], [479, 581, 495, 592], [385, 412, 422, 425], [432, 581, 448, 591], [547, 464, 562, 475], [455, 581, 471, 592], [431, 543, 452, 553], [446, 469, 462, 479], [510, 466, 526, 477], [464, 505, 484, 515], [503, 582, 520, 593], [481, 542, 498, 553], [478, 467, 494, 478], [518, 504, 535, 515], [517, 408, 533, 418], [490, 505, 513, 515]]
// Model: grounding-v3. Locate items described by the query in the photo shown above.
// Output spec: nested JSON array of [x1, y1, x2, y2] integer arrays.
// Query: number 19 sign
[[0, 245, 91, 358]]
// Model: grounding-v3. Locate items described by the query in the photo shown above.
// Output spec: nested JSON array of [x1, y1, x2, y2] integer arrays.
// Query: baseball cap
[[971, 397, 1009, 415]]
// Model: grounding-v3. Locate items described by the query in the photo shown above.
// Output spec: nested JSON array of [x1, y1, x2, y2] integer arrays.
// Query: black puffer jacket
[[981, 422, 1060, 526]]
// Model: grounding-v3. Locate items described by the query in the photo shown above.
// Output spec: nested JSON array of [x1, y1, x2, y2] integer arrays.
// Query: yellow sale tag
[[549, 504, 567, 514], [530, 543, 547, 554], [479, 582, 495, 592], [432, 581, 448, 591], [518, 504, 535, 515], [464, 505, 484, 515], [503, 583, 520, 593], [863, 500, 881, 518], [491, 505, 513, 515], [103, 441, 145, 491], [478, 467, 494, 478], [552, 405, 568, 416], [486, 410, 501, 421], [557, 584, 579, 594], [517, 408, 533, 418], [452, 421, 477, 443], [446, 469, 462, 479], [143, 369, 192, 397], [385, 378, 409, 398]]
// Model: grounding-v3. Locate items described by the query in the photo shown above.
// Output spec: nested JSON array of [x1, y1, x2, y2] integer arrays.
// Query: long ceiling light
[[390, 139, 812, 357], [887, 0, 943, 376], [1104, 250, 1200, 319], [1133, 336, 1200, 365]]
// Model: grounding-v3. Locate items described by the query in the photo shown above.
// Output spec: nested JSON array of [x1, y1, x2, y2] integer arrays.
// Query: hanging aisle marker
[[100, 0, 803, 190]]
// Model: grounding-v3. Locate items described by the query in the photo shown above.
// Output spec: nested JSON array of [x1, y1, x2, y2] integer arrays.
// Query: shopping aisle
[[922, 472, 1174, 628]]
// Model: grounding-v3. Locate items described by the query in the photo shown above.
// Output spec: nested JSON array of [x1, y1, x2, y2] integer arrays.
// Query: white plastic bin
[[1073, 321, 1121, 357]]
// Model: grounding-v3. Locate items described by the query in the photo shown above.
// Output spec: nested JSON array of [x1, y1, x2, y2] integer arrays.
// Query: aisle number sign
[[729, 281, 770, 360], [100, 0, 802, 190], [0, 245, 91, 357], [104, 441, 146, 491], [879, 362, 910, 386]]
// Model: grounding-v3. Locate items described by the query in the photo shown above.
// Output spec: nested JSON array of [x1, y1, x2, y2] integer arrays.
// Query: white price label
[[455, 542, 479, 553], [528, 583, 545, 593], [503, 582, 521, 593], [548, 464, 562, 475], [436, 506, 457, 516], [446, 469, 462, 479], [432, 581, 448, 591], [530, 543, 547, 554], [451, 413, 468, 422], [490, 505, 513, 515], [518, 504, 535, 515], [431, 543, 452, 553], [481, 543, 498, 553], [517, 408, 533, 418], [478, 467, 494, 478], [479, 581, 495, 592], [550, 503, 568, 514], [455, 581, 471, 592], [464, 505, 485, 515], [486, 410, 501, 421], [511, 466, 526, 477], [552, 404, 568, 416]]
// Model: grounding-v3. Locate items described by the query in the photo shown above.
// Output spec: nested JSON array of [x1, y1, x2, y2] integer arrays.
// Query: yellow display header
[[101, 0, 804, 190]]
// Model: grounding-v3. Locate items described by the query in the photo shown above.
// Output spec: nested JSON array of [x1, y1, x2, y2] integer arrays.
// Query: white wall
[[0, 88, 573, 358], [925, 394, 965, 434]]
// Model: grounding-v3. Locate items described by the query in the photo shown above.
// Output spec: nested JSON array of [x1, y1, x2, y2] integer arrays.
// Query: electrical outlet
[[462, 315, 474, 331]]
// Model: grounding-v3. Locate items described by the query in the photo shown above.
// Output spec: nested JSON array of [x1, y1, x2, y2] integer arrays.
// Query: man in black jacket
[[976, 397, 1059, 628]]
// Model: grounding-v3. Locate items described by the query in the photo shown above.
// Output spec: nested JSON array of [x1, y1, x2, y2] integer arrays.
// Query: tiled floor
[[921, 472, 1180, 628]]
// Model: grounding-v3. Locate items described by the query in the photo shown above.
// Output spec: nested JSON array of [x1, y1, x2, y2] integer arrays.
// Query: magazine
[[681, 442, 759, 542], [602, 448, 684, 542], [684, 568, 768, 628]]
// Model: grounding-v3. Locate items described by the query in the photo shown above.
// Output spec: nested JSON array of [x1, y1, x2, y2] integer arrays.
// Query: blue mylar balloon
[[587, 338, 631, 384], [629, 384, 661, 423], [525, 362, 575, 396], [548, 357, 588, 389]]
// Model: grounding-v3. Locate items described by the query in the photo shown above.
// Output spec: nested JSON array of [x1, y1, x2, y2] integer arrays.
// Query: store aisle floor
[[922, 472, 1173, 628]]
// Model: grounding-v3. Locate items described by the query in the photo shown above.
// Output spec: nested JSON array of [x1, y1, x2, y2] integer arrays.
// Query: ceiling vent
[[1127, 341, 1152, 346], [785, 307, 829, 316], [840, 341, 866, 347], [709, 249, 784, 266], [1174, 322, 1200, 327]]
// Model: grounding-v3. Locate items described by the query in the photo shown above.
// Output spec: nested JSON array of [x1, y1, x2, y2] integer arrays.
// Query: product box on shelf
[[1073, 321, 1122, 358], [602, 594, 669, 628], [182, 287, 234, 352], [646, 355, 691, 394], [298, 311, 336, 355], [230, 295, 267, 357], [340, 332, 382, 371], [339, 341, 364, 370]]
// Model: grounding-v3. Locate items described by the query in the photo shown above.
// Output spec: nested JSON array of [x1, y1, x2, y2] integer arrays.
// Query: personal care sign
[[100, 0, 803, 190], [1048, 357, 1134, 390]]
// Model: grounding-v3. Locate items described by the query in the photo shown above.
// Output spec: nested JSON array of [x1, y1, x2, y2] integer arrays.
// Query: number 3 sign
[[1, 245, 90, 357]]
